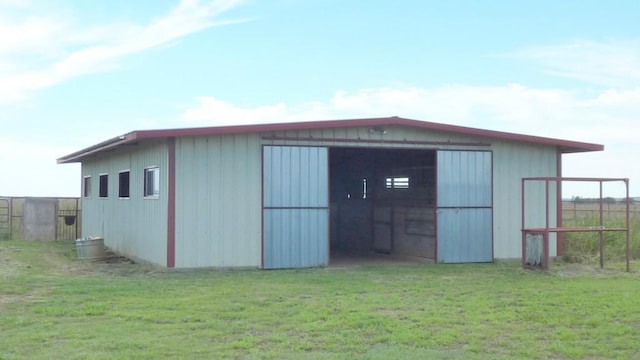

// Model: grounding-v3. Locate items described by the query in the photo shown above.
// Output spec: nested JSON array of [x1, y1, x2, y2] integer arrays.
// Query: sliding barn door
[[263, 146, 329, 269], [436, 151, 493, 263]]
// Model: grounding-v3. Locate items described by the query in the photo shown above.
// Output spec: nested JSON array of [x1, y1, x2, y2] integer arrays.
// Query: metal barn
[[58, 117, 603, 268]]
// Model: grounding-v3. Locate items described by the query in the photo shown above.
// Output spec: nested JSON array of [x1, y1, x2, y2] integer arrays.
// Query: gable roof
[[57, 116, 604, 164]]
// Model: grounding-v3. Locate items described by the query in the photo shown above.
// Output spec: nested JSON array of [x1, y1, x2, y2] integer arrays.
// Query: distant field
[[561, 201, 640, 263], [562, 200, 640, 221], [2, 240, 640, 359]]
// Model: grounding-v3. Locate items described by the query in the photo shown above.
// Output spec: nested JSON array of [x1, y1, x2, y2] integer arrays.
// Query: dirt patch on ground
[[1, 241, 162, 278], [329, 251, 434, 267], [0, 293, 45, 306], [551, 263, 630, 277], [76, 248, 166, 277]]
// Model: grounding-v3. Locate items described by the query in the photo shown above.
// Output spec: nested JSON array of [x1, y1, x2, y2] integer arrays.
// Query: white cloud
[[178, 84, 640, 197], [179, 84, 639, 143], [503, 39, 640, 87], [9, 82, 635, 197], [0, 0, 247, 106]]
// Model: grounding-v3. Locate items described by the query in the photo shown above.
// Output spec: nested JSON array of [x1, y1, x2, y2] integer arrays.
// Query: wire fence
[[562, 201, 640, 226]]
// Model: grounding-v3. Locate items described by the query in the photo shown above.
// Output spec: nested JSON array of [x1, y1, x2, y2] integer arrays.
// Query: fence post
[[9, 198, 13, 240]]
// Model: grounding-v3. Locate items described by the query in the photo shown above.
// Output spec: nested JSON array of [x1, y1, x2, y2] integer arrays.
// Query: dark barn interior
[[329, 147, 437, 263]]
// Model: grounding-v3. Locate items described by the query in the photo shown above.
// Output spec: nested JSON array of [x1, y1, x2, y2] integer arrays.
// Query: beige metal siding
[[174, 133, 262, 267], [81, 140, 168, 266], [262, 125, 489, 150], [492, 141, 558, 259]]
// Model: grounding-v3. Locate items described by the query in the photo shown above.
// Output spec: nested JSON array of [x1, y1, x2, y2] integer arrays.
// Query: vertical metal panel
[[80, 140, 169, 266], [263, 146, 329, 269], [436, 150, 493, 263], [492, 142, 558, 258], [264, 146, 328, 208], [437, 151, 491, 207], [174, 133, 262, 268], [264, 209, 328, 268], [437, 208, 492, 263]]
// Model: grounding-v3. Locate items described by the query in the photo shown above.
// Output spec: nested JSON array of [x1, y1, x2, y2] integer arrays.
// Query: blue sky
[[1, 0, 639, 197]]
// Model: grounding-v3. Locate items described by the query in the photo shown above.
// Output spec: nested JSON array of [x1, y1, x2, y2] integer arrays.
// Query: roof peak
[[58, 116, 603, 164]]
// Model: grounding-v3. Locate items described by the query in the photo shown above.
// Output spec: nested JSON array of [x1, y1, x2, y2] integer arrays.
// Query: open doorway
[[329, 147, 436, 265]]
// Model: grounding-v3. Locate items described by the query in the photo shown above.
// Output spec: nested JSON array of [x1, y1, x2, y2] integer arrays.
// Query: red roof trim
[[57, 116, 603, 163]]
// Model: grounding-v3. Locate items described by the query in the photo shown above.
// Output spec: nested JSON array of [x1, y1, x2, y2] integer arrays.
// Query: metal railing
[[0, 198, 9, 240], [0, 197, 81, 241]]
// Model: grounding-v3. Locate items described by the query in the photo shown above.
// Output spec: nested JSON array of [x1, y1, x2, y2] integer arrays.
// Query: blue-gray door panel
[[437, 151, 492, 208], [437, 208, 492, 263], [264, 209, 328, 269], [436, 150, 493, 263], [264, 146, 328, 208], [263, 146, 329, 269]]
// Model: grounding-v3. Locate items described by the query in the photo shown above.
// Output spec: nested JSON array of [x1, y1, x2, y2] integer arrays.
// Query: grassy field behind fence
[[0, 197, 81, 241], [2, 240, 640, 359], [562, 201, 640, 263]]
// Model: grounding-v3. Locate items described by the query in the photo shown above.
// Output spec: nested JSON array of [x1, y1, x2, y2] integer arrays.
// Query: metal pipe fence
[[0, 197, 81, 241]]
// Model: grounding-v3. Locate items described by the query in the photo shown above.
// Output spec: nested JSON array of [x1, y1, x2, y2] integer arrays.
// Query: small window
[[99, 174, 108, 198], [83, 176, 92, 198], [119, 171, 130, 198], [144, 167, 160, 198], [386, 176, 409, 189]]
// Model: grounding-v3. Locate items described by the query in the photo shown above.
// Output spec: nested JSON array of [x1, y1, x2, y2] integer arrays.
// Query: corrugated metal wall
[[262, 125, 488, 150], [436, 151, 493, 263], [263, 146, 329, 269], [263, 126, 559, 261], [81, 140, 168, 266], [174, 134, 262, 268], [437, 208, 493, 263], [78, 124, 561, 267], [492, 141, 558, 258]]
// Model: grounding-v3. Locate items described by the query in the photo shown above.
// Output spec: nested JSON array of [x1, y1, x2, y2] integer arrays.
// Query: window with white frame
[[385, 176, 410, 189], [119, 170, 130, 198], [83, 176, 92, 198], [99, 174, 108, 198], [144, 167, 160, 197]]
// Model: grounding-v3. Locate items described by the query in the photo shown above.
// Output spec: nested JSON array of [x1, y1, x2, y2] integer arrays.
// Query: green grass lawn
[[1, 240, 639, 360]]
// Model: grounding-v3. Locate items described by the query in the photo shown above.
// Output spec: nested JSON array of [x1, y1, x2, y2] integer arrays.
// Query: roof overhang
[[57, 116, 604, 164], [57, 133, 138, 164]]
